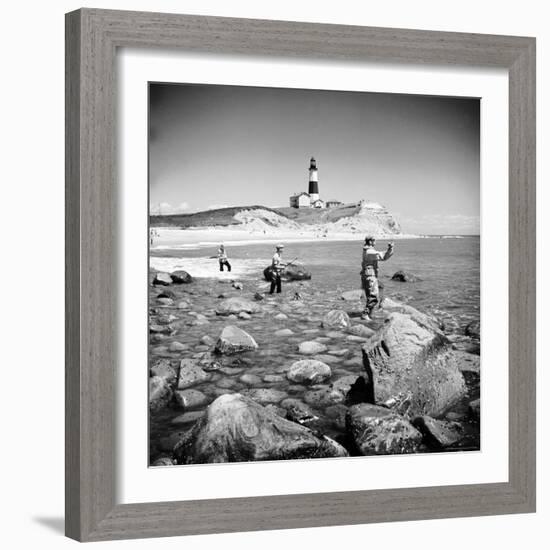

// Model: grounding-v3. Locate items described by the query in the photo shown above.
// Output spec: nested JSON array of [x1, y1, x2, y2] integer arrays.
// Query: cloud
[[207, 204, 229, 210], [150, 202, 190, 215]]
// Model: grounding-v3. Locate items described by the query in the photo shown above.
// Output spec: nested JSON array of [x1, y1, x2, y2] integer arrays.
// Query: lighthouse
[[308, 157, 319, 201]]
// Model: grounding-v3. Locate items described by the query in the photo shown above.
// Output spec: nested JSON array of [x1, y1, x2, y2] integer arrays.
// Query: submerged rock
[[242, 388, 288, 404], [321, 310, 352, 329], [465, 320, 481, 339], [174, 388, 209, 410], [298, 341, 328, 355], [216, 297, 261, 316], [362, 310, 466, 418], [412, 416, 464, 449], [150, 358, 177, 386], [173, 394, 347, 463], [287, 360, 332, 385], [215, 325, 258, 354], [469, 398, 480, 420], [347, 403, 422, 455], [391, 270, 421, 282], [341, 289, 364, 301], [275, 328, 294, 337]]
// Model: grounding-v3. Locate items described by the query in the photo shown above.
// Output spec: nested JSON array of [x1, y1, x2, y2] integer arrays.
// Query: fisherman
[[269, 244, 286, 294], [360, 236, 394, 320], [217, 244, 231, 272]]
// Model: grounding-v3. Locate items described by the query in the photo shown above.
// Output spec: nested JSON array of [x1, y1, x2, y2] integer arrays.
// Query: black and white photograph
[[148, 83, 481, 466]]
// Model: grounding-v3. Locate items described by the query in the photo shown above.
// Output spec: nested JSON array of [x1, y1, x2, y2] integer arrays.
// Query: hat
[[276, 243, 285, 249]]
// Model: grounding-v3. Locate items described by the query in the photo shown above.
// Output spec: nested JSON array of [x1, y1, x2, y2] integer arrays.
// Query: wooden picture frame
[[65, 8, 536, 542]]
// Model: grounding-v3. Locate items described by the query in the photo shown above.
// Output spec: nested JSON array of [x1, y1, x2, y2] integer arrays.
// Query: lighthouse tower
[[308, 157, 319, 201]]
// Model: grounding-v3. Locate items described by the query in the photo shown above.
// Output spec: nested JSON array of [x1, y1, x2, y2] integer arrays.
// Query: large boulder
[[321, 310, 352, 329], [173, 394, 348, 463], [361, 310, 466, 418], [153, 272, 172, 286], [263, 263, 312, 282], [149, 376, 173, 413], [215, 325, 258, 354], [382, 298, 443, 333], [171, 270, 193, 284], [287, 360, 331, 385], [347, 403, 422, 455], [215, 297, 262, 316], [178, 359, 211, 389]]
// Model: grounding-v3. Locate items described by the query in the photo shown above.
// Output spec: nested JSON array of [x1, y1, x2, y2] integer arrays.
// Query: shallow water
[[149, 237, 480, 463]]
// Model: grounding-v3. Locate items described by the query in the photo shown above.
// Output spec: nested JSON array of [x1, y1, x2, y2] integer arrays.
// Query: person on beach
[[217, 244, 231, 272], [360, 236, 394, 320], [269, 244, 286, 294]]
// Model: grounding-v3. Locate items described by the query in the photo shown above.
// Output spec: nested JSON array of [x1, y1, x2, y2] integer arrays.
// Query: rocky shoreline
[[148, 266, 480, 466]]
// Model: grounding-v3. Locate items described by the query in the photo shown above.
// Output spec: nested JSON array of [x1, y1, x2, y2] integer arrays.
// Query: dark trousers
[[219, 260, 231, 272], [269, 272, 282, 294]]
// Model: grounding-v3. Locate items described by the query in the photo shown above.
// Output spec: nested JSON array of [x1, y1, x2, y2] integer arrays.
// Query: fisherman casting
[[360, 236, 394, 320], [217, 244, 231, 272]]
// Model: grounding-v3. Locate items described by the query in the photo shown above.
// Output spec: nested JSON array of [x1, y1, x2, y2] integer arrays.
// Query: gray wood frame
[[65, 8, 536, 542]]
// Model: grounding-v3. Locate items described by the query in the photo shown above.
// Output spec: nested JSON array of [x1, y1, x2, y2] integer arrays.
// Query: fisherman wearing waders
[[217, 244, 231, 272], [360, 236, 394, 320], [269, 244, 286, 294]]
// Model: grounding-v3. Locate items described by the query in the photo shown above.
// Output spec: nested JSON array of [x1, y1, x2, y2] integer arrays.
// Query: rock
[[382, 298, 444, 333], [217, 377, 238, 389], [313, 354, 341, 364], [150, 358, 177, 384], [153, 272, 172, 286], [238, 312, 251, 320], [173, 394, 347, 464], [341, 289, 365, 301], [242, 388, 288, 404], [304, 387, 345, 408], [287, 360, 331, 385], [239, 373, 262, 386], [264, 404, 286, 417], [362, 310, 466, 418], [331, 375, 361, 398], [177, 300, 191, 309], [216, 297, 261, 316], [169, 341, 188, 352], [264, 263, 312, 282], [171, 411, 205, 425], [391, 270, 421, 282], [465, 320, 481, 339], [298, 341, 328, 355], [157, 289, 176, 299], [150, 324, 174, 335], [321, 310, 352, 329], [347, 324, 375, 338], [171, 270, 193, 284], [174, 389, 209, 410], [412, 416, 464, 449], [232, 282, 243, 290], [178, 359, 211, 389], [455, 351, 481, 373], [263, 374, 285, 383], [149, 376, 173, 413], [198, 352, 222, 371], [347, 403, 422, 455], [346, 335, 368, 343], [325, 404, 349, 431], [469, 398, 480, 420], [157, 297, 174, 306], [151, 457, 176, 467], [274, 313, 288, 321], [275, 328, 294, 337], [253, 292, 265, 301], [200, 335, 215, 347], [215, 325, 258, 354], [327, 348, 349, 357]]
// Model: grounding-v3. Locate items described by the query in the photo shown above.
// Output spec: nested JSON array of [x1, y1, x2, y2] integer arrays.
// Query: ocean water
[[151, 236, 480, 335]]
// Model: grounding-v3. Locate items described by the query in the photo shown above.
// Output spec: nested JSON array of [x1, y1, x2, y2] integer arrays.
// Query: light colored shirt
[[361, 245, 393, 276], [271, 252, 285, 273], [217, 248, 227, 261]]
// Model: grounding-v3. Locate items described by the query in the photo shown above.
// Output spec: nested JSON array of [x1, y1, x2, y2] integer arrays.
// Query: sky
[[149, 83, 480, 235]]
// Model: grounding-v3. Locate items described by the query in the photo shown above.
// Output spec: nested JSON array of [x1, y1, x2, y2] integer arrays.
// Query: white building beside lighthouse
[[289, 157, 326, 208]]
